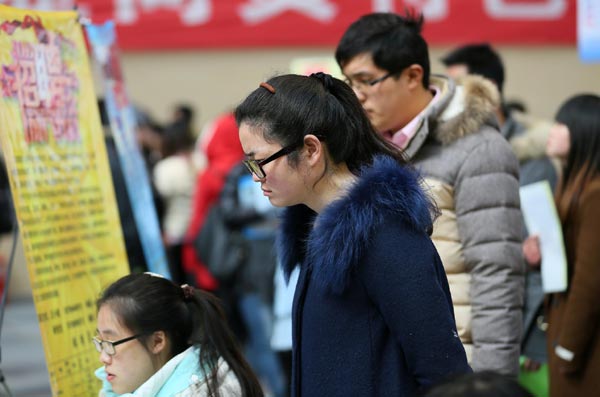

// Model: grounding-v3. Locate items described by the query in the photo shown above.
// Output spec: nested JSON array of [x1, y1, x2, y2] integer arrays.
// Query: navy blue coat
[[278, 156, 471, 397]]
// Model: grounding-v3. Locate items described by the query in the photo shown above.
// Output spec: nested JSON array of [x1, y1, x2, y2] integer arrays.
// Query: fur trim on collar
[[509, 111, 553, 162], [428, 75, 500, 145], [277, 155, 435, 294]]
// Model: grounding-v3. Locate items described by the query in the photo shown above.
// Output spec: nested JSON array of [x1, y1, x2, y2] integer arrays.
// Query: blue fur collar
[[277, 155, 435, 294]]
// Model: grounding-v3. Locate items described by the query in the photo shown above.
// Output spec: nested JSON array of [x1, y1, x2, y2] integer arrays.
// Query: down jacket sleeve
[[454, 134, 525, 376]]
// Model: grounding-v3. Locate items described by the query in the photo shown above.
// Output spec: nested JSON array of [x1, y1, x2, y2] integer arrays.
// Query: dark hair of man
[[554, 94, 600, 220], [175, 104, 194, 125], [161, 119, 195, 157], [234, 73, 406, 176], [335, 11, 430, 88], [440, 43, 505, 94], [97, 273, 264, 397], [423, 371, 534, 397], [504, 100, 527, 114]]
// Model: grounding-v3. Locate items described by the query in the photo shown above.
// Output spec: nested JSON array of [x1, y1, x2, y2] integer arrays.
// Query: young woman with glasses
[[94, 272, 263, 396], [235, 73, 470, 397]]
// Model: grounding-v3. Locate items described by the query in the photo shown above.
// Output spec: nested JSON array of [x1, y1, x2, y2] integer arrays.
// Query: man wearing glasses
[[335, 12, 525, 377]]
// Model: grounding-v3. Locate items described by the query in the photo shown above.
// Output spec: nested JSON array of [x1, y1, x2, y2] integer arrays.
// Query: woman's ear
[[150, 331, 168, 354], [303, 134, 324, 167]]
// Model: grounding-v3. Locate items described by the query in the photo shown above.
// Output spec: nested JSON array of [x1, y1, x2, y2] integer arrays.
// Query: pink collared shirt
[[384, 86, 441, 150]]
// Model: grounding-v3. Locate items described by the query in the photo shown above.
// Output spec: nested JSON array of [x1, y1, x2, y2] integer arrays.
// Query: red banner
[[2, 1, 576, 49]]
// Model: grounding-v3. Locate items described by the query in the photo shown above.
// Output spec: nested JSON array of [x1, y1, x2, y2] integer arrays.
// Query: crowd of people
[[1, 9, 595, 397]]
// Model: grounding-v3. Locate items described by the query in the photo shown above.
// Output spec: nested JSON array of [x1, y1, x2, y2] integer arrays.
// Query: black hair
[[335, 11, 430, 88], [234, 72, 406, 175], [554, 94, 600, 220], [161, 119, 195, 157], [423, 371, 534, 397], [174, 103, 195, 125], [440, 43, 505, 94], [97, 273, 263, 397], [134, 106, 164, 134]]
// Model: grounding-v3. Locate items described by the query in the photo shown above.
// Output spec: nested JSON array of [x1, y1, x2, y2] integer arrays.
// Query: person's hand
[[523, 235, 541, 268], [522, 357, 542, 372]]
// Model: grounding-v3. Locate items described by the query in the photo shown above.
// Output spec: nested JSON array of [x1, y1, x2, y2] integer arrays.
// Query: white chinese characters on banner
[[4, 0, 74, 10], [372, 0, 447, 21], [239, 0, 338, 25], [0, 0, 571, 25], [115, 0, 211, 25], [484, 0, 567, 20]]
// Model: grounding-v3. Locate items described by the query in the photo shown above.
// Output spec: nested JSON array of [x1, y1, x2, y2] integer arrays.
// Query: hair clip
[[259, 82, 276, 94], [144, 271, 165, 278], [181, 284, 195, 301]]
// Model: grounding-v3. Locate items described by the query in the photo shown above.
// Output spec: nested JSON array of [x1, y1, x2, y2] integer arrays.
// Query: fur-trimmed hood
[[403, 74, 500, 159], [277, 155, 435, 294]]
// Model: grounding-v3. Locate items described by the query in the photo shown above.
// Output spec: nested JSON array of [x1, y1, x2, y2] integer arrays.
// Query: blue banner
[[85, 21, 170, 278], [578, 0, 600, 63]]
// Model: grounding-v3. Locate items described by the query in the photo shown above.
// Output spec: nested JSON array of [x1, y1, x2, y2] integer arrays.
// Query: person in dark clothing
[[235, 73, 470, 397]]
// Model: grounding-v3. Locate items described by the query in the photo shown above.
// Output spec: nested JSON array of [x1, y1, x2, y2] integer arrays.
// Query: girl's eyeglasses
[[92, 334, 142, 356], [243, 144, 298, 179]]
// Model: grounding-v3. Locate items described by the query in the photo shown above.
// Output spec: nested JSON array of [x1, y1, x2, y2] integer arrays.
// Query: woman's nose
[[99, 349, 112, 364]]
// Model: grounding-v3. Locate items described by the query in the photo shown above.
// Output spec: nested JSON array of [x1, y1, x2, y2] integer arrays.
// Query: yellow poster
[[0, 5, 129, 396]]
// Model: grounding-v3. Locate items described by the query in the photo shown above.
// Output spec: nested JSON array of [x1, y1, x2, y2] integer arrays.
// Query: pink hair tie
[[260, 82, 276, 94]]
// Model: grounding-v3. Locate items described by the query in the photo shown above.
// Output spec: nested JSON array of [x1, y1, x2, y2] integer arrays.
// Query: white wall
[[118, 46, 600, 134]]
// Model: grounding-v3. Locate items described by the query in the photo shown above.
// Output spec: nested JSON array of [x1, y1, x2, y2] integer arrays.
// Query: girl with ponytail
[[235, 73, 470, 396], [94, 272, 263, 397]]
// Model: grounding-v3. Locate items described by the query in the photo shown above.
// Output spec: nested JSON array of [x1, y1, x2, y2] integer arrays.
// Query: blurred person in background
[[132, 106, 167, 233], [441, 43, 557, 188], [181, 112, 245, 291], [134, 106, 165, 174], [172, 103, 195, 128], [336, 12, 524, 376], [524, 94, 600, 396], [153, 119, 198, 284]]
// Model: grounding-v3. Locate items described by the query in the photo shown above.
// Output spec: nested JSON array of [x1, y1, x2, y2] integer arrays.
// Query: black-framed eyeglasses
[[93, 334, 142, 356], [344, 72, 394, 91], [243, 144, 298, 179]]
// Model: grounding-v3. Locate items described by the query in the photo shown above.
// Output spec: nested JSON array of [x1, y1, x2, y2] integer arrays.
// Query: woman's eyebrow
[[96, 328, 117, 337]]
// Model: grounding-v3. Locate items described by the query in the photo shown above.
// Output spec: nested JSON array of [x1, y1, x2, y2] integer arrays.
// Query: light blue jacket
[[95, 346, 241, 396]]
